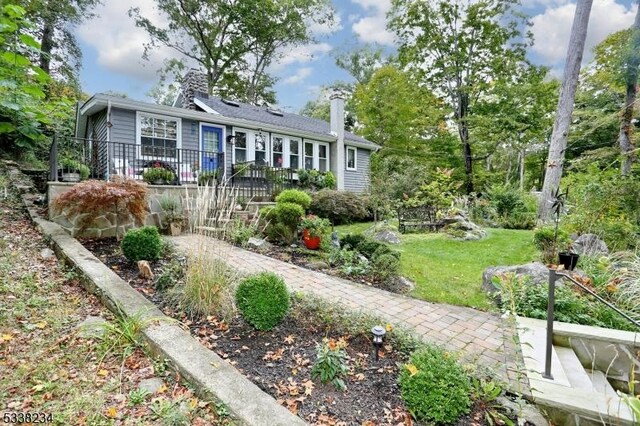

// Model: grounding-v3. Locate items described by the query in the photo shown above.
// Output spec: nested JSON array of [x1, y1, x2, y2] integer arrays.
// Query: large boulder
[[365, 221, 402, 245], [441, 215, 487, 241], [572, 234, 609, 257], [482, 262, 551, 294]]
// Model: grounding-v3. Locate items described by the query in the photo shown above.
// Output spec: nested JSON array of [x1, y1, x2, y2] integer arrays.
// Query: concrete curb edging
[[23, 201, 305, 425]]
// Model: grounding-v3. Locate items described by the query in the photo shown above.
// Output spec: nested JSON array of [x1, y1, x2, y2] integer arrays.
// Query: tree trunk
[[38, 13, 55, 75], [538, 0, 593, 221], [518, 150, 525, 191], [619, 1, 640, 176], [457, 93, 474, 194], [505, 153, 512, 185]]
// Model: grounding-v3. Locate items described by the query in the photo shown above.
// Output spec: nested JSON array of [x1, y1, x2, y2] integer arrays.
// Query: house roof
[[76, 93, 380, 150], [194, 95, 379, 149]]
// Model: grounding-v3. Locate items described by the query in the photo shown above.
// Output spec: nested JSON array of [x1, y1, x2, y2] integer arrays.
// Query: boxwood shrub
[[399, 346, 471, 424], [275, 189, 312, 210], [236, 272, 290, 330], [121, 226, 163, 262]]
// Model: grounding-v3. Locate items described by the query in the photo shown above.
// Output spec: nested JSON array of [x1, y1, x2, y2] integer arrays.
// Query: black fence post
[[543, 268, 558, 380], [49, 135, 58, 181]]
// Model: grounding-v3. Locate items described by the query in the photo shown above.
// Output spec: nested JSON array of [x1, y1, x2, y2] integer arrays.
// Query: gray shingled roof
[[195, 95, 379, 149]]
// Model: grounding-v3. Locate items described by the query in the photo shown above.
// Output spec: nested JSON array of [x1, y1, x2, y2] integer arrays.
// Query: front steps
[[517, 317, 637, 425]]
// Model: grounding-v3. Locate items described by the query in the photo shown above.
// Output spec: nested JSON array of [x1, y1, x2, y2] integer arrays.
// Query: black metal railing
[[543, 268, 640, 379], [49, 137, 224, 185], [231, 161, 295, 201]]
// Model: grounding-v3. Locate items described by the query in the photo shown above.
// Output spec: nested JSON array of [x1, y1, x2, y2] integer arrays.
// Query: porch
[[48, 137, 296, 200]]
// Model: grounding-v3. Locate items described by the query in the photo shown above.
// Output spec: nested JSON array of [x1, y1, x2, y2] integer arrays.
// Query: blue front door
[[201, 125, 223, 172]]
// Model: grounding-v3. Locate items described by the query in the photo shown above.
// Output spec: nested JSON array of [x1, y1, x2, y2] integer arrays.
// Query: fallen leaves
[[263, 347, 284, 362], [1, 333, 13, 342], [405, 364, 419, 376]]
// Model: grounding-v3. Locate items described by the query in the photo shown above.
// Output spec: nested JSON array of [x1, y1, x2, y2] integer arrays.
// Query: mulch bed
[[82, 237, 511, 425]]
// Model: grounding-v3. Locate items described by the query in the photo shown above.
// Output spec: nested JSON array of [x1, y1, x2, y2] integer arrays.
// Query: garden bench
[[397, 205, 443, 234]]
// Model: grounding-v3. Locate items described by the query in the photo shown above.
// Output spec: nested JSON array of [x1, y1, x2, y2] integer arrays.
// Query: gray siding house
[[74, 71, 379, 193]]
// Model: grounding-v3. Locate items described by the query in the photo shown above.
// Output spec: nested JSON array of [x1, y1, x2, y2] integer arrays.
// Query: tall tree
[[16, 0, 100, 86], [619, 1, 640, 175], [334, 45, 385, 85], [131, 0, 334, 104], [389, 0, 529, 193], [539, 0, 593, 221]]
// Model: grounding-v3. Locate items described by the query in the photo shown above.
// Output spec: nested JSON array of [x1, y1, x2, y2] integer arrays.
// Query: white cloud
[[531, 0, 636, 68], [282, 67, 313, 85], [77, 0, 171, 82], [350, 0, 395, 46], [273, 43, 333, 70]]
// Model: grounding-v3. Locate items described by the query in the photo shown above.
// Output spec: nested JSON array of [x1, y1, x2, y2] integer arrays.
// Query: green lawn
[[334, 222, 537, 310]]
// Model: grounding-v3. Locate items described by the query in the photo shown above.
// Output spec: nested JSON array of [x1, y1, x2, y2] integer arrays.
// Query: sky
[[76, 0, 638, 113]]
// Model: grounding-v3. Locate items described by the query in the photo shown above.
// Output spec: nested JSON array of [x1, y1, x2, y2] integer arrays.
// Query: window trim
[[346, 146, 357, 171], [317, 142, 330, 172], [136, 111, 182, 161]]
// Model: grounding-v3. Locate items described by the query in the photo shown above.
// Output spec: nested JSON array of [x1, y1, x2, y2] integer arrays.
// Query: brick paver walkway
[[170, 235, 523, 387]]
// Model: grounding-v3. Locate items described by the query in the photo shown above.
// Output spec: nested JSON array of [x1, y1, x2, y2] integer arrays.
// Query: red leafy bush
[[51, 178, 149, 234]]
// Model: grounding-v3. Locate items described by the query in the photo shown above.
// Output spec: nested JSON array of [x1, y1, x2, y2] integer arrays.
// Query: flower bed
[[82, 237, 534, 425]]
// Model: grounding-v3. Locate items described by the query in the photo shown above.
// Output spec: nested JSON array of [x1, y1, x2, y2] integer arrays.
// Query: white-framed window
[[234, 130, 247, 163], [346, 146, 357, 171], [272, 136, 284, 167], [136, 112, 182, 159], [318, 143, 329, 172], [304, 141, 314, 170], [289, 138, 300, 169], [255, 132, 267, 165]]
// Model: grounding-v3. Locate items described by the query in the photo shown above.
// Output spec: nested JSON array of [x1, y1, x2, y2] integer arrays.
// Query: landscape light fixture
[[371, 325, 386, 361]]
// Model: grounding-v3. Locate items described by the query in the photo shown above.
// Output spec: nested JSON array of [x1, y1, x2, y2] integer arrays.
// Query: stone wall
[[48, 182, 202, 238]]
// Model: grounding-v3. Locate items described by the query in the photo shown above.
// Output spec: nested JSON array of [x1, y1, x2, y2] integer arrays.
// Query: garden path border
[[13, 183, 304, 425], [170, 235, 530, 395]]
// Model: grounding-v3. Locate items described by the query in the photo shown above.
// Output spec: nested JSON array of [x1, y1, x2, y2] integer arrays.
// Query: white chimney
[[330, 91, 345, 190]]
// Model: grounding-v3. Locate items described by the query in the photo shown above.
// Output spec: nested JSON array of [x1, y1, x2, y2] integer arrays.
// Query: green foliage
[[296, 168, 337, 190], [370, 253, 400, 283], [227, 219, 257, 247], [298, 214, 330, 239], [533, 226, 570, 263], [608, 252, 640, 323], [235, 272, 289, 331], [494, 274, 636, 331], [331, 233, 400, 282], [309, 189, 371, 225], [274, 202, 304, 228], [562, 167, 640, 250], [97, 310, 154, 361], [121, 226, 163, 262], [404, 168, 462, 213], [275, 189, 312, 210], [155, 259, 184, 291], [483, 184, 537, 229], [399, 346, 471, 423], [142, 167, 175, 184], [327, 248, 370, 276], [197, 169, 221, 186], [311, 338, 349, 390], [59, 158, 90, 180], [171, 257, 238, 320]]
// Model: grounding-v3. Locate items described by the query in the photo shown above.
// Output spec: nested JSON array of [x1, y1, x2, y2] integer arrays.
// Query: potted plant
[[198, 169, 221, 186], [159, 194, 185, 235], [143, 167, 175, 185], [59, 158, 90, 182], [551, 187, 579, 270], [299, 215, 330, 250]]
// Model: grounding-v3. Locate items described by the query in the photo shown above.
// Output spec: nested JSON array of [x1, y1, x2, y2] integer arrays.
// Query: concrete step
[[555, 346, 593, 390], [246, 201, 275, 214], [517, 317, 571, 387], [589, 369, 619, 398]]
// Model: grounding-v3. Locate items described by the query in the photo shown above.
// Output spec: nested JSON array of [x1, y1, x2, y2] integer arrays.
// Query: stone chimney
[[330, 91, 345, 190], [180, 69, 209, 110]]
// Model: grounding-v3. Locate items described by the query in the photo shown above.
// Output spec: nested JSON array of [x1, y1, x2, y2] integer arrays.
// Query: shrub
[[310, 189, 370, 225], [121, 226, 163, 262], [266, 222, 296, 245], [259, 206, 276, 221], [399, 346, 471, 424], [155, 259, 184, 291], [371, 253, 400, 283], [275, 189, 312, 210], [484, 184, 537, 230], [533, 226, 570, 263], [226, 219, 257, 247], [236, 272, 290, 330], [274, 202, 304, 227], [327, 248, 370, 276], [297, 169, 336, 190], [51, 178, 148, 237], [341, 233, 399, 261], [142, 167, 175, 184], [299, 214, 330, 238], [172, 257, 238, 320], [311, 338, 348, 390]]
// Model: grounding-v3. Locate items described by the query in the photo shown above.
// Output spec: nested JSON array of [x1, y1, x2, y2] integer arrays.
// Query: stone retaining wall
[[47, 182, 201, 238]]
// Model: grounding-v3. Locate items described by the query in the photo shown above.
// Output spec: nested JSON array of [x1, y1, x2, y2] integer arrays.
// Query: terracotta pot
[[169, 223, 182, 236], [302, 229, 321, 250]]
